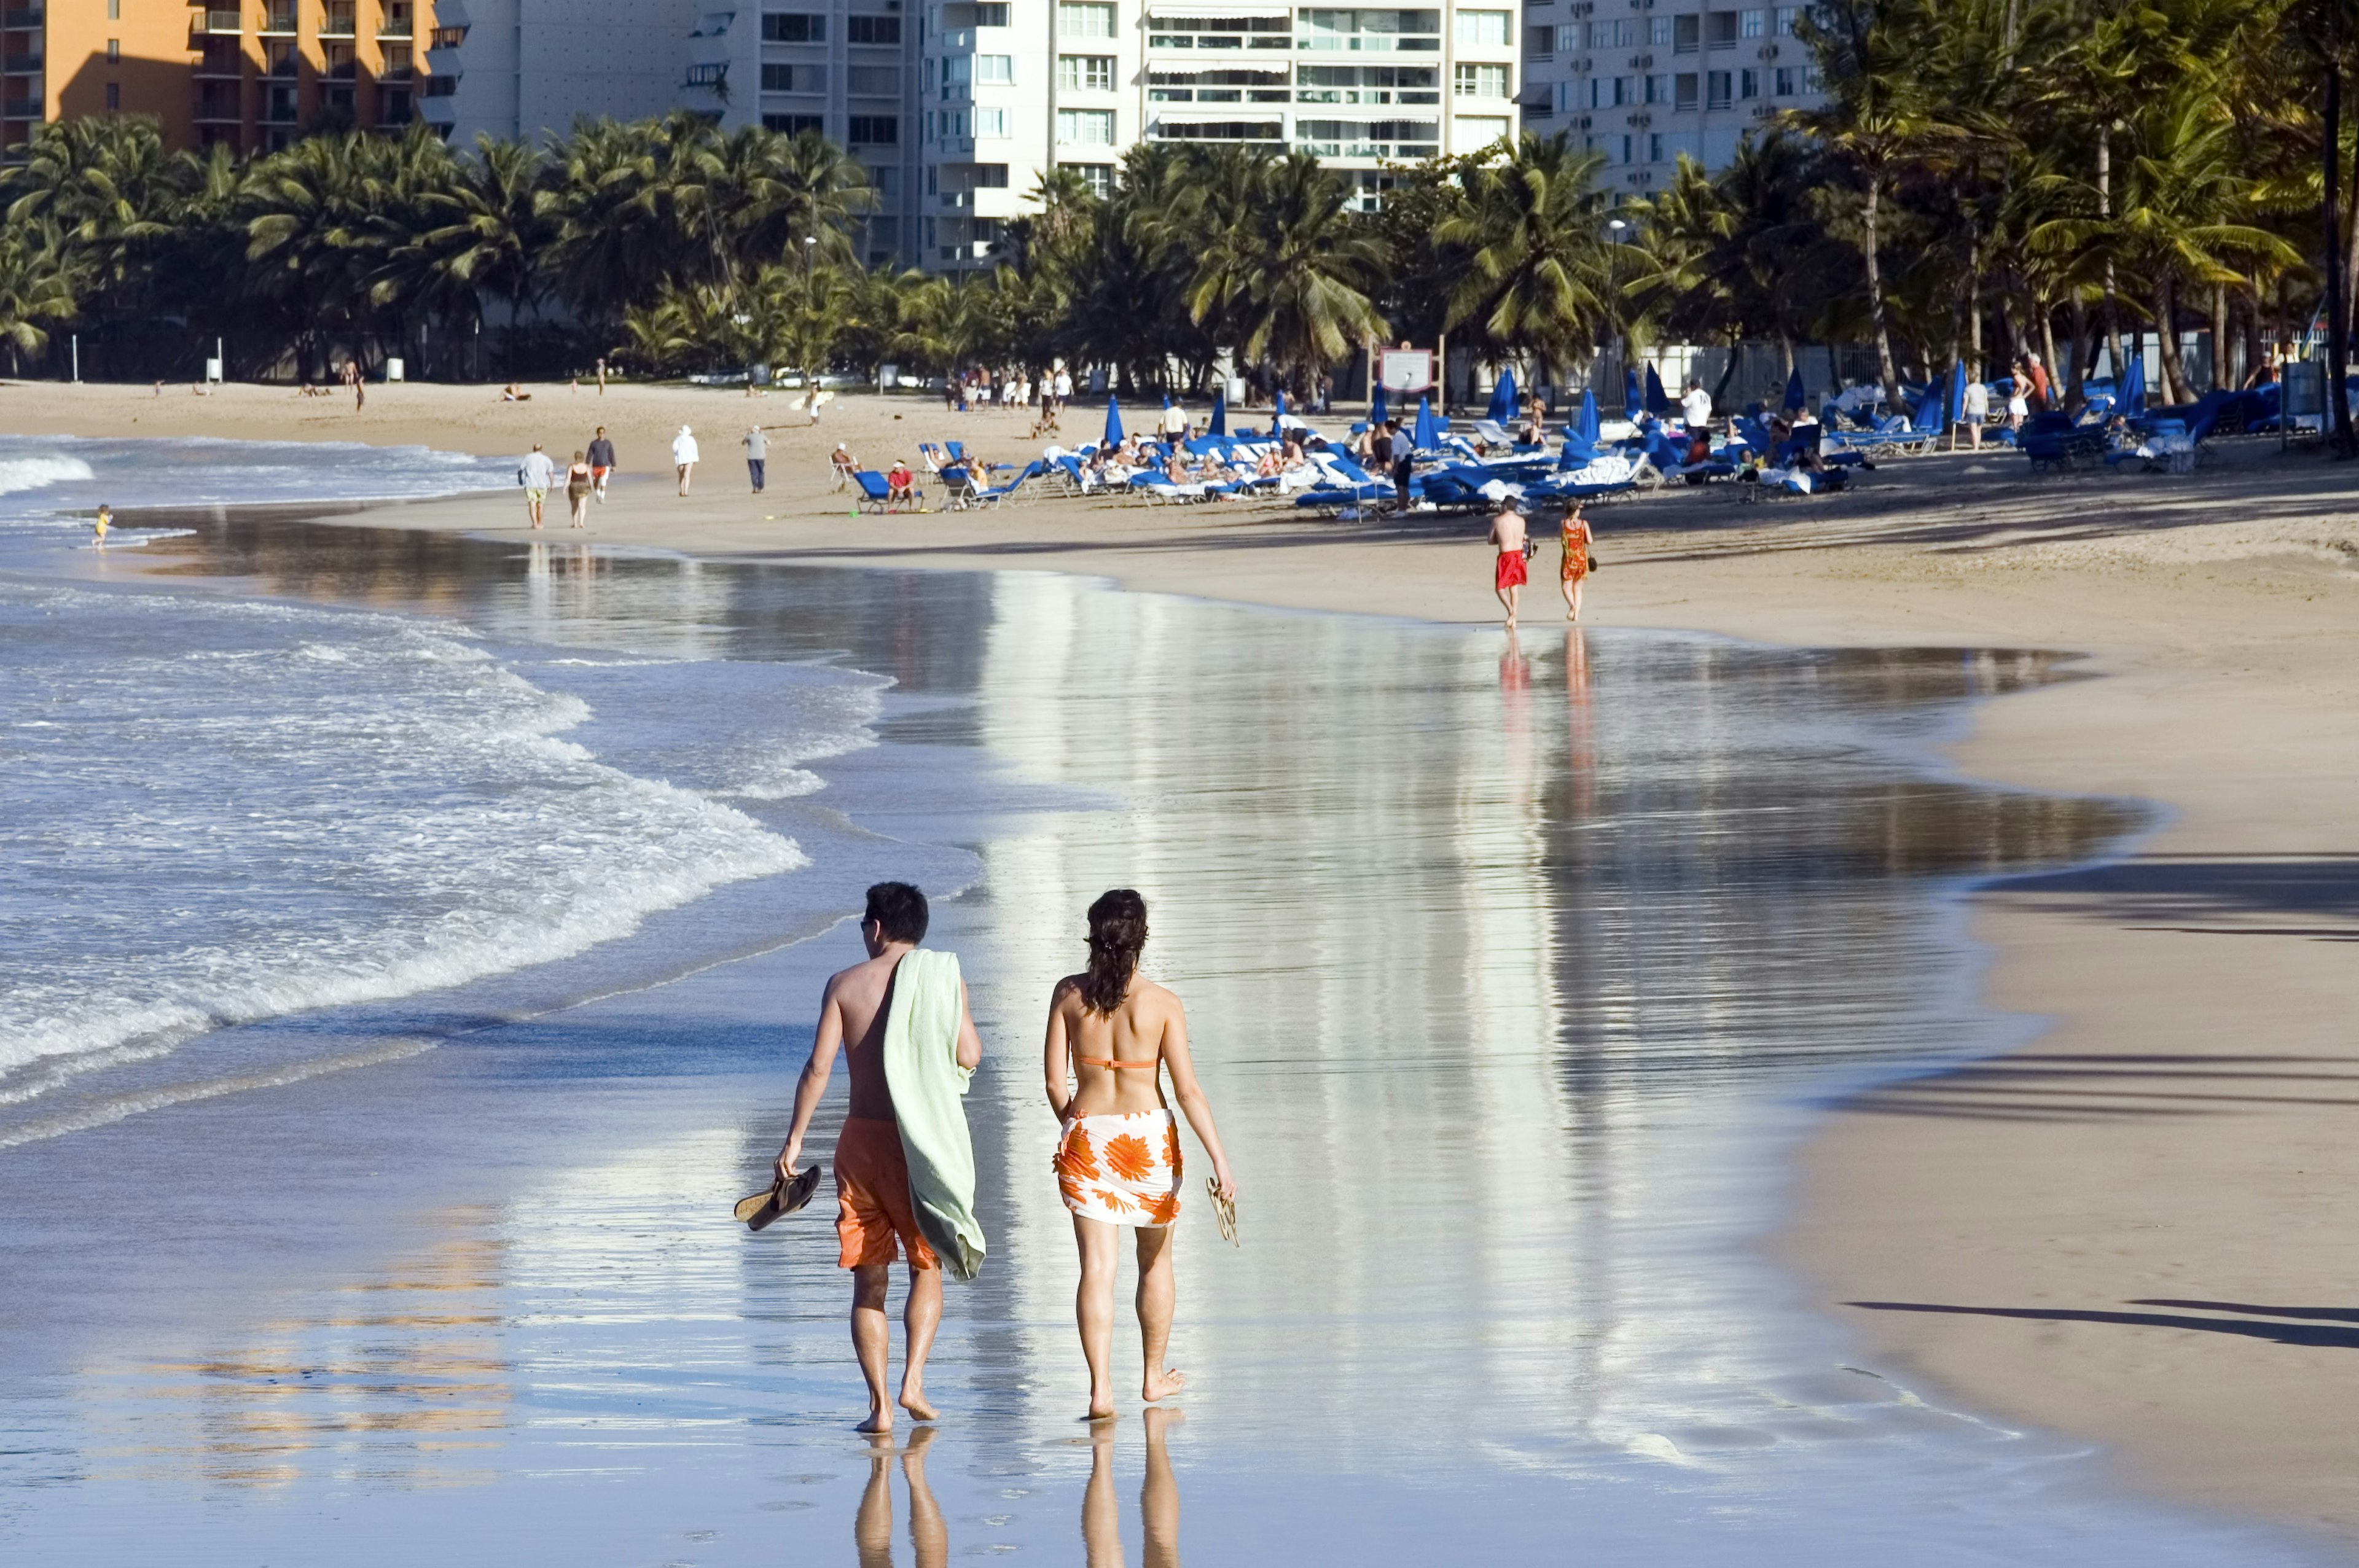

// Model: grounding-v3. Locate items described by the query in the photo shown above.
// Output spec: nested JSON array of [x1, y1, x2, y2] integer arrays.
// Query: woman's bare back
[[1055, 976, 1181, 1117]]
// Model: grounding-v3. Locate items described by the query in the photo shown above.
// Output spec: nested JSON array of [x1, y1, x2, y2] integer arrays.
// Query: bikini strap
[[1076, 1055, 1157, 1069]]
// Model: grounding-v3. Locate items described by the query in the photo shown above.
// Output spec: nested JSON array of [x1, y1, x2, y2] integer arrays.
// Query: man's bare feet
[[899, 1387, 938, 1422], [1142, 1367, 1187, 1402], [857, 1403, 893, 1434]]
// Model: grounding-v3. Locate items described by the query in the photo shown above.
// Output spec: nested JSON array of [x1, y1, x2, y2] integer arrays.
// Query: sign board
[[878, 363, 899, 388], [1378, 348, 1434, 394], [384, 357, 404, 382], [203, 357, 222, 383]]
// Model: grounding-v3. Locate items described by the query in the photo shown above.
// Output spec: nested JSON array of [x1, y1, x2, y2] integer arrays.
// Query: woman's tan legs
[[1136, 1225, 1184, 1401], [1074, 1214, 1119, 1418]]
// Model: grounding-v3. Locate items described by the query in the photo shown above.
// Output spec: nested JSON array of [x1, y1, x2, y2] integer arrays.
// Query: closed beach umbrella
[[1623, 366, 1643, 420], [1487, 366, 1517, 424], [2121, 352, 2145, 416], [1208, 388, 1227, 436], [1946, 361, 1966, 427], [1413, 394, 1445, 451], [1272, 387, 1287, 435], [1645, 364, 1670, 416], [1576, 386, 1600, 445], [1783, 366, 1805, 413], [1104, 394, 1123, 447], [1369, 381, 1389, 429]]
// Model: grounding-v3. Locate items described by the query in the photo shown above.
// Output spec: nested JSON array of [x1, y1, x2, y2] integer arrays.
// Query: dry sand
[[15, 378, 2359, 1545]]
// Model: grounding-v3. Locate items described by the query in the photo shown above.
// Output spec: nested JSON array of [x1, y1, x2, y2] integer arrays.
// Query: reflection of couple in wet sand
[[773, 883, 1237, 1433], [856, 1410, 1184, 1567]]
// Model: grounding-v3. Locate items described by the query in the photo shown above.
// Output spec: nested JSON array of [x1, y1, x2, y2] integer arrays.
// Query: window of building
[[1644, 72, 1667, 102], [1059, 53, 1115, 88], [1587, 17, 1632, 46], [1673, 71, 1696, 107], [106, 0, 117, 16], [1057, 1, 1114, 37], [1707, 11, 1736, 48], [105, 81, 119, 109], [848, 64, 898, 93], [1616, 133, 1632, 162], [1772, 64, 1794, 94], [762, 12, 826, 41], [1740, 7, 1764, 34], [381, 86, 412, 122], [1454, 9, 1508, 45], [847, 14, 901, 41], [762, 62, 826, 90], [970, 2, 1009, 21], [1672, 14, 1698, 51], [1533, 25, 1557, 55], [974, 53, 1013, 81], [1706, 68, 1729, 106], [1062, 161, 1114, 196], [1772, 6, 1797, 33], [1057, 106, 1116, 142], [430, 24, 464, 45], [1648, 15, 1670, 44], [1453, 61, 1506, 97], [1648, 130, 1663, 160], [686, 63, 729, 87], [1738, 66, 1757, 96], [1801, 64, 1820, 90], [974, 106, 1008, 135], [848, 114, 899, 142], [765, 112, 826, 132], [106, 37, 119, 60]]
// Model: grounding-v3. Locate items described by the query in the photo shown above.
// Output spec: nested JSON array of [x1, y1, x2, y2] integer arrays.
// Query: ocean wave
[[0, 454, 95, 496]]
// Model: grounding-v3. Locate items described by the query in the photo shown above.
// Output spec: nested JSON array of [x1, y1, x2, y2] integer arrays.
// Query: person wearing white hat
[[671, 425, 699, 495]]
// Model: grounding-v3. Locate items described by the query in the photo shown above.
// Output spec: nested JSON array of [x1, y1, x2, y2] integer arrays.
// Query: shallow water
[[0, 452, 2333, 1563]]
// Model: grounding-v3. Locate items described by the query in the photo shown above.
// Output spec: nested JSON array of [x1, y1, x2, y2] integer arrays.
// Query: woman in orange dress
[[1044, 889, 1238, 1421], [1560, 503, 1594, 622]]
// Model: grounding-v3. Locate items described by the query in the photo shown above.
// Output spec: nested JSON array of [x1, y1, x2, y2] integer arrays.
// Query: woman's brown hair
[[1078, 889, 1148, 1015]]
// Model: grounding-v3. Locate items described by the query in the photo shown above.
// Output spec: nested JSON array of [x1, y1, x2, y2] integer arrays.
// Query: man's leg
[[851, 1263, 894, 1432], [1135, 1225, 1184, 1401], [1506, 582, 1521, 628], [1073, 1214, 1119, 1419], [899, 1260, 942, 1420]]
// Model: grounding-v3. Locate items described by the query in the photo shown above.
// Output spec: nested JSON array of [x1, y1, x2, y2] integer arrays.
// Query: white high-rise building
[[918, 0, 1523, 270], [1515, 0, 1822, 193], [423, 0, 699, 142]]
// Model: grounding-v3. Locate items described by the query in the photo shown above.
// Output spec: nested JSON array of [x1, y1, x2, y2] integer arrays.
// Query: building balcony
[[256, 11, 296, 33], [193, 60, 241, 77], [1, 9, 41, 29], [3, 53, 40, 71], [376, 23, 409, 38], [192, 98, 242, 120], [2, 95, 41, 117], [192, 9, 242, 34], [319, 15, 356, 36]]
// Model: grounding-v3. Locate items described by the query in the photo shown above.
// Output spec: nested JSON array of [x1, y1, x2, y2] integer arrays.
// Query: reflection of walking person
[[671, 424, 698, 494], [1045, 890, 1236, 1422], [773, 883, 985, 1433], [856, 1426, 946, 1568], [1487, 499, 1528, 629], [1084, 1407, 1183, 1568], [1559, 503, 1592, 622]]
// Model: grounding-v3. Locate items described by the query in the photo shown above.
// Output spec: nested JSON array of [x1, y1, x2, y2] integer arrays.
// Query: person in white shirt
[[672, 425, 699, 495], [518, 442, 558, 529], [1054, 369, 1072, 409], [1961, 378, 1991, 449], [1680, 380, 1713, 431]]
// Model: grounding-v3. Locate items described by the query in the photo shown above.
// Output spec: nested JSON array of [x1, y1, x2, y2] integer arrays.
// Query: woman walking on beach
[[565, 450, 593, 528], [1559, 503, 1592, 622], [1044, 890, 1236, 1421]]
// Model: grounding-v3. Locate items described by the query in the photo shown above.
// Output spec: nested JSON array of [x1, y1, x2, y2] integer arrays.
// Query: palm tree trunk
[[2097, 124, 2126, 381], [2065, 292, 2089, 411], [2244, 276, 2265, 386], [2154, 277, 2193, 405], [1863, 175, 1904, 409], [2208, 282, 2228, 393], [2036, 296, 2060, 408]]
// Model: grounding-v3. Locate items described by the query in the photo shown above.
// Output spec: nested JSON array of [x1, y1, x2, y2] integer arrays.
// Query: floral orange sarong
[[1056, 1109, 1183, 1228]]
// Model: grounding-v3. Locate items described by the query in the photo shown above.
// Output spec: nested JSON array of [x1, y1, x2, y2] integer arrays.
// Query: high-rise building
[[3, 0, 432, 155], [918, 0, 1523, 270], [422, 0, 696, 144], [1515, 0, 1820, 192]]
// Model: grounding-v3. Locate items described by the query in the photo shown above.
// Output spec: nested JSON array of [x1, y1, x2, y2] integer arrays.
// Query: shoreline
[[11, 383, 2359, 1545]]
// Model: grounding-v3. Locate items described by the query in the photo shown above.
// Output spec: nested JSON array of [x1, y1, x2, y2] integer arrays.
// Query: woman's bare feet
[[899, 1385, 938, 1422], [1142, 1367, 1187, 1402]]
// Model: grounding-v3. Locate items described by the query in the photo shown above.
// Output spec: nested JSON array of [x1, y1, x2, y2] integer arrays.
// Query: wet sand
[[12, 379, 2359, 1543]]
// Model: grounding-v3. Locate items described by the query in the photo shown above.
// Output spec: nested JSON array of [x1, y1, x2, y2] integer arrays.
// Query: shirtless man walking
[[775, 883, 985, 1433], [1487, 498, 1529, 629]]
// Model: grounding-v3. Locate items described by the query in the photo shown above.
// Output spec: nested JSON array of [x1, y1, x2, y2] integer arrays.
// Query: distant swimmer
[[773, 883, 987, 1433], [1044, 890, 1237, 1421], [1487, 497, 1529, 630], [92, 504, 111, 544]]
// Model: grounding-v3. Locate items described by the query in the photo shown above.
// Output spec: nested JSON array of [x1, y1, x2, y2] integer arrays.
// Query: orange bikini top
[[1077, 1056, 1157, 1070]]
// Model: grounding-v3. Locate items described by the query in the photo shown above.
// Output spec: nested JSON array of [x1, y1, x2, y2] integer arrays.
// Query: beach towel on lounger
[[882, 948, 984, 1281]]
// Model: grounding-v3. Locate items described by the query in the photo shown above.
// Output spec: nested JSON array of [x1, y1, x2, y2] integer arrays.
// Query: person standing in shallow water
[[1044, 889, 1237, 1422]]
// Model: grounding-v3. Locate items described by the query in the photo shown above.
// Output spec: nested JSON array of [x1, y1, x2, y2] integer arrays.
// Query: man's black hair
[[865, 882, 928, 945]]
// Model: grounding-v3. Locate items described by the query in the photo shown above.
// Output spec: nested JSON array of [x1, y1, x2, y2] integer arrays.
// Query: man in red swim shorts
[[1487, 497, 1530, 629]]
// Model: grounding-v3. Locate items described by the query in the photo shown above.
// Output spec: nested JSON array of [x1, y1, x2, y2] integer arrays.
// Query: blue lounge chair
[[852, 470, 918, 513]]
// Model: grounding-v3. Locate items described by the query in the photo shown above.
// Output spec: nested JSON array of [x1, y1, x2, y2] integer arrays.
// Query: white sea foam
[[0, 580, 807, 1085], [0, 454, 95, 496]]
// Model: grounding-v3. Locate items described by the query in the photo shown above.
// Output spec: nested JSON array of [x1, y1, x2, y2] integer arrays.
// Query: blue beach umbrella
[[1103, 394, 1123, 447], [1272, 387, 1287, 435], [1623, 366, 1643, 421], [1208, 388, 1227, 436], [1412, 394, 1445, 451], [2120, 352, 2145, 417], [1645, 364, 1671, 417], [1946, 361, 1966, 427], [1486, 366, 1517, 424], [1369, 381, 1389, 429], [1576, 386, 1600, 445], [1783, 365, 1806, 413]]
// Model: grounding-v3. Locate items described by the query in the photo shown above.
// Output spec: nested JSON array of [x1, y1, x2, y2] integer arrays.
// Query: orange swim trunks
[[834, 1116, 937, 1270], [1495, 550, 1528, 591]]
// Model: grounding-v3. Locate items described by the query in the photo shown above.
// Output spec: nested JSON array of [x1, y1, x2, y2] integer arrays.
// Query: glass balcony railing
[[256, 8, 295, 31]]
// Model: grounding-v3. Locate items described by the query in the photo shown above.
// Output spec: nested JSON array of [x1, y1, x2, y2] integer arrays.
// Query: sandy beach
[[12, 377, 2359, 1545]]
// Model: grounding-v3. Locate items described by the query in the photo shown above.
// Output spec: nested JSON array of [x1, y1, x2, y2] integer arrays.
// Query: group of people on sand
[[770, 882, 1235, 1433], [1487, 496, 1592, 631], [516, 426, 619, 529], [947, 365, 1074, 418]]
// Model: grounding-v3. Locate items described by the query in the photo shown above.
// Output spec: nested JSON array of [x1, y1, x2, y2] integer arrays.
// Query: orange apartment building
[[2, 0, 434, 155]]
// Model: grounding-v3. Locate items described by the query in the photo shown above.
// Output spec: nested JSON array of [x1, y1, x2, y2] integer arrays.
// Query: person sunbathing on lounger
[[886, 461, 918, 505]]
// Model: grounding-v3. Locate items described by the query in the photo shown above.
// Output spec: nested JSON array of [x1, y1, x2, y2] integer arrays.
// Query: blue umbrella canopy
[[1576, 387, 1600, 445], [2120, 351, 2145, 416], [1783, 366, 1806, 412], [1272, 387, 1286, 434], [1412, 394, 1445, 451], [1623, 367, 1643, 420], [1486, 367, 1517, 424], [1103, 395, 1123, 447], [1645, 364, 1670, 417], [1208, 389, 1227, 436], [1946, 361, 1966, 426], [1369, 381, 1389, 429]]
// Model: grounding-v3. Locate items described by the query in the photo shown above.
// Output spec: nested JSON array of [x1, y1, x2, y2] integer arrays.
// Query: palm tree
[[1183, 152, 1387, 397], [1436, 131, 1614, 384], [415, 134, 549, 376], [2, 115, 193, 370], [245, 131, 416, 378], [0, 225, 78, 375]]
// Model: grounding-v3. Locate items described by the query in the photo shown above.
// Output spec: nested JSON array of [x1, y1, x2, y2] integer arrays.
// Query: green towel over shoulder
[[883, 948, 985, 1281]]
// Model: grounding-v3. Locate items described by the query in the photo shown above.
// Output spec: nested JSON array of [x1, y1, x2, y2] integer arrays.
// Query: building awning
[[1146, 2, 1293, 17]]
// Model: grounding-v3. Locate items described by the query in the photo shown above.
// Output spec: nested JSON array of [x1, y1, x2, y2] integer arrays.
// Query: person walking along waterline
[[775, 882, 986, 1433], [1044, 890, 1236, 1422], [743, 424, 770, 493], [565, 450, 593, 529], [1487, 498, 1528, 630], [518, 442, 557, 529], [587, 426, 616, 501], [672, 425, 699, 495], [1559, 502, 1592, 622]]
